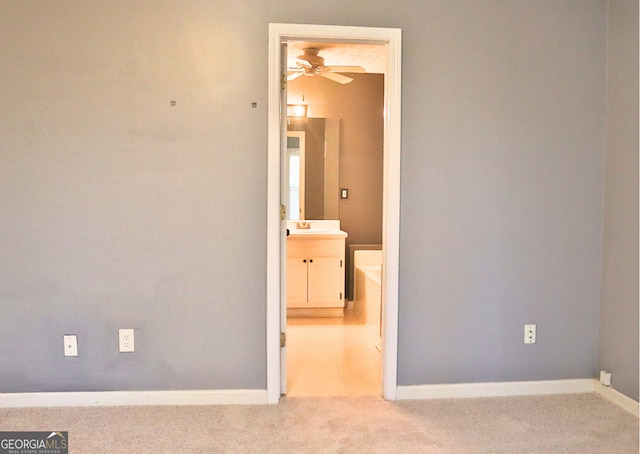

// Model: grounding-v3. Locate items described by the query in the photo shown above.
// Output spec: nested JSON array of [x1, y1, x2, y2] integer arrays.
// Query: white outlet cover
[[63, 335, 78, 356], [600, 370, 612, 386], [119, 328, 135, 352], [524, 324, 536, 344]]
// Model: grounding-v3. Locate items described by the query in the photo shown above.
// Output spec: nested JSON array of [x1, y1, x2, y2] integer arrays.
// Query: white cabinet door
[[286, 236, 345, 309], [286, 257, 308, 308], [307, 257, 343, 307]]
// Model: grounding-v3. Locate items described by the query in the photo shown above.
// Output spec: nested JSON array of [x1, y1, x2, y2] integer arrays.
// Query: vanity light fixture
[[287, 104, 308, 118]]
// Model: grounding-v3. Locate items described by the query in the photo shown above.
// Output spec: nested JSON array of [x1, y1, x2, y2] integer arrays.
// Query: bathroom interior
[[284, 42, 386, 397]]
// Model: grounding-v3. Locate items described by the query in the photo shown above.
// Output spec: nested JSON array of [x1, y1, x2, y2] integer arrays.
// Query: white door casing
[[267, 23, 402, 403]]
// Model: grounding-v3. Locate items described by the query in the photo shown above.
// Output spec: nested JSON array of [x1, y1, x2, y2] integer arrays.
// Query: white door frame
[[267, 23, 402, 404]]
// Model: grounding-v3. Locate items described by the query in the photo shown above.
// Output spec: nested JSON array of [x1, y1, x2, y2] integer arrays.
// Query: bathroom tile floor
[[285, 308, 382, 397]]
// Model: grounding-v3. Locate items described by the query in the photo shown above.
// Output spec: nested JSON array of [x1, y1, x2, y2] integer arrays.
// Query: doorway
[[267, 24, 402, 404]]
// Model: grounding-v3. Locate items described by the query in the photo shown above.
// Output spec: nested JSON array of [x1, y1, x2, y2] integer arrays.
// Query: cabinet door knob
[[303, 259, 307, 263], [309, 259, 313, 263]]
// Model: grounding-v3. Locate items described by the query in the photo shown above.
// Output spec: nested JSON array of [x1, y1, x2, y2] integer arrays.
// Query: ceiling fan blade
[[287, 72, 303, 81], [288, 57, 313, 69], [326, 66, 366, 73], [320, 71, 353, 84]]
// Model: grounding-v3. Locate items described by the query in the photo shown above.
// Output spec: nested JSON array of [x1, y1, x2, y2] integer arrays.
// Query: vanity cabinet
[[286, 237, 345, 308]]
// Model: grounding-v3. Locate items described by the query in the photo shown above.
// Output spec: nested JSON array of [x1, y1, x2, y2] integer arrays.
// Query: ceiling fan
[[287, 47, 365, 84]]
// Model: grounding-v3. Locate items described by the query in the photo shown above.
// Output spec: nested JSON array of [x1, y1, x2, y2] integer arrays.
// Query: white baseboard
[[396, 379, 595, 400], [3, 381, 636, 416], [0, 389, 269, 408], [594, 381, 639, 417]]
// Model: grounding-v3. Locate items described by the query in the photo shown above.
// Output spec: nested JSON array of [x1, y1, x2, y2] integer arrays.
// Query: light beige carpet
[[0, 393, 637, 453]]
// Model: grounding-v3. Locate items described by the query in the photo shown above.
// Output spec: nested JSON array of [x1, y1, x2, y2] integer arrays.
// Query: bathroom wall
[[287, 73, 384, 248], [0, 1, 620, 395]]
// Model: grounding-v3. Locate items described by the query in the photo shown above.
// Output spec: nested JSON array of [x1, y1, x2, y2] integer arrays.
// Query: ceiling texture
[[287, 41, 387, 74]]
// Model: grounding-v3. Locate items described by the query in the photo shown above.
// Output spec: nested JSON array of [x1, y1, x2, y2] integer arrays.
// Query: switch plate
[[63, 335, 78, 356], [119, 328, 135, 352], [524, 324, 536, 344]]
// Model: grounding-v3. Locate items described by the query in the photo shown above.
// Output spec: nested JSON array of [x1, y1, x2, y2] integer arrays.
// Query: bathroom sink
[[288, 228, 348, 239], [286, 220, 348, 239], [293, 229, 330, 234]]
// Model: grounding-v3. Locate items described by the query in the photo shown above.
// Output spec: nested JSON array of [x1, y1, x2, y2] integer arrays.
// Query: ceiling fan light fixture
[[287, 104, 308, 118], [287, 47, 364, 85]]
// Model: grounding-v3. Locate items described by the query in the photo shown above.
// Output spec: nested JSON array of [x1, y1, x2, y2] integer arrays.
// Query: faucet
[[296, 221, 310, 229]]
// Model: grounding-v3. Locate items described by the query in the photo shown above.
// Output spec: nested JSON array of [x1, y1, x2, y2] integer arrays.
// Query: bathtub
[[353, 250, 382, 350]]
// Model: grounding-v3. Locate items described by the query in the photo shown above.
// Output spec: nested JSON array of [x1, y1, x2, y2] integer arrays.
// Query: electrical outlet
[[119, 328, 135, 352], [524, 324, 536, 344], [63, 335, 78, 356], [600, 370, 612, 386]]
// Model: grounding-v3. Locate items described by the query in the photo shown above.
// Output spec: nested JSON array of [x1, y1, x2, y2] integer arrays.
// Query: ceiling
[[287, 41, 386, 74]]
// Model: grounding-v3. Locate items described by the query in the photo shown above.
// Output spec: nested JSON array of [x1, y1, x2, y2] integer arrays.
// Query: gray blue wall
[[397, 0, 608, 385], [0, 1, 634, 398], [597, 0, 639, 401]]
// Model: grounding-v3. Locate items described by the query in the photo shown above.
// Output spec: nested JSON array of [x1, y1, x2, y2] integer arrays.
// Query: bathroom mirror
[[287, 118, 340, 220]]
